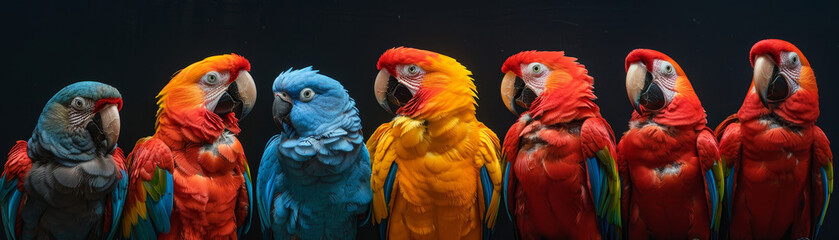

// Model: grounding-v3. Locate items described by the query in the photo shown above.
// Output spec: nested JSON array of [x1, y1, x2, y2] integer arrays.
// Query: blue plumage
[[257, 67, 372, 240]]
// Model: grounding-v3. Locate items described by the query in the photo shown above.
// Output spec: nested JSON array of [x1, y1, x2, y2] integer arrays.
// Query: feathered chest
[[620, 121, 696, 165], [741, 114, 813, 152], [173, 131, 246, 176], [277, 128, 365, 182]]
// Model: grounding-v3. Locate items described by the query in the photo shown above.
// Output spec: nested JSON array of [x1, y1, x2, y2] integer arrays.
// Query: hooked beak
[[87, 104, 120, 153], [374, 69, 413, 115], [214, 70, 257, 120], [272, 92, 293, 131], [626, 62, 665, 114], [753, 54, 790, 109], [500, 72, 537, 115]]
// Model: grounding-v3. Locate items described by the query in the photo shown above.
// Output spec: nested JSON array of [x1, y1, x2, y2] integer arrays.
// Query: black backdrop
[[2, 1, 838, 239]]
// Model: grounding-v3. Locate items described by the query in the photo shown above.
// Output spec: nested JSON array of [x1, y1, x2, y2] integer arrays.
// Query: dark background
[[2, 0, 838, 239]]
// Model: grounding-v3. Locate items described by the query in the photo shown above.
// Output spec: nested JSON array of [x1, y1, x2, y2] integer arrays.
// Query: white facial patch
[[397, 65, 423, 95], [651, 59, 678, 106], [520, 63, 548, 96]]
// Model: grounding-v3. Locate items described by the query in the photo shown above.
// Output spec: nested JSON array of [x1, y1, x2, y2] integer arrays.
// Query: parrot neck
[[737, 90, 818, 128], [153, 107, 238, 146], [528, 78, 600, 125], [631, 95, 708, 130]]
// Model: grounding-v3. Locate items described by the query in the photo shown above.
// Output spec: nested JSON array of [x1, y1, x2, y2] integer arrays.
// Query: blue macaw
[[257, 67, 373, 240], [1, 81, 127, 240]]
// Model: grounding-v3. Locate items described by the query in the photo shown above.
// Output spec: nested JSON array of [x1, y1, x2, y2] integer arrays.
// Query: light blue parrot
[[256, 67, 372, 240]]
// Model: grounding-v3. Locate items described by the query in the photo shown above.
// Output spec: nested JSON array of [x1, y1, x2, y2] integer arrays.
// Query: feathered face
[[749, 39, 815, 109], [373, 47, 474, 116], [272, 67, 354, 137], [158, 54, 256, 130], [500, 50, 591, 114], [624, 49, 690, 115], [32, 81, 122, 161]]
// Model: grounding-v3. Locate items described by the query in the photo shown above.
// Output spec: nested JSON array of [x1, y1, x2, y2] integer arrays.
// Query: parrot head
[[374, 47, 476, 118], [624, 49, 697, 115], [29, 81, 122, 162], [500, 50, 595, 115], [272, 67, 359, 137], [156, 54, 256, 135], [749, 39, 816, 111]]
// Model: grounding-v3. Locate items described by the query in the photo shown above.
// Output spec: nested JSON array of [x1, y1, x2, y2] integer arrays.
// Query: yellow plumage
[[369, 49, 502, 239]]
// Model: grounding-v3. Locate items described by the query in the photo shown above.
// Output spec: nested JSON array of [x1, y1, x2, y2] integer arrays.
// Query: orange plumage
[[121, 54, 254, 239]]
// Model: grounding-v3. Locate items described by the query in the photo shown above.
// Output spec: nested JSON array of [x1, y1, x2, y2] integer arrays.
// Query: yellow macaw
[[368, 47, 503, 240]]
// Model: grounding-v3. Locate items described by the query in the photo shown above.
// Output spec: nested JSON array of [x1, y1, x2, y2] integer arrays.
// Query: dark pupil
[[534, 66, 539, 71], [410, 67, 416, 72]]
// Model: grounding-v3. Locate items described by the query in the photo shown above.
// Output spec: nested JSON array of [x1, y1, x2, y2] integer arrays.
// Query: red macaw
[[715, 39, 832, 239], [500, 51, 621, 239], [618, 49, 723, 239], [119, 54, 257, 239]]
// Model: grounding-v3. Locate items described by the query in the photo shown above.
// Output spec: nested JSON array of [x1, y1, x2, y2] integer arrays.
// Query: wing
[[256, 135, 283, 239], [580, 117, 622, 240], [811, 126, 833, 240], [120, 137, 175, 240], [1, 141, 32, 240], [367, 122, 399, 239], [476, 124, 503, 240], [501, 120, 525, 230], [238, 150, 254, 238], [697, 129, 725, 240], [105, 147, 129, 240], [714, 114, 741, 237]]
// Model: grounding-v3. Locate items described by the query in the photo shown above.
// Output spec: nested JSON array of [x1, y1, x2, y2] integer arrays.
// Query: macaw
[[256, 67, 372, 240], [368, 47, 503, 240], [715, 39, 832, 239], [1, 81, 126, 240], [499, 51, 622, 240], [618, 49, 724, 239], [119, 54, 256, 239]]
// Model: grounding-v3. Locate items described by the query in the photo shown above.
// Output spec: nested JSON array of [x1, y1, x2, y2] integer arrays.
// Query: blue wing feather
[[239, 171, 253, 238], [813, 167, 829, 240], [479, 166, 494, 240], [502, 163, 513, 223], [106, 170, 128, 240], [585, 156, 620, 240], [1, 174, 21, 240], [257, 135, 283, 239], [378, 163, 398, 239], [704, 168, 720, 240]]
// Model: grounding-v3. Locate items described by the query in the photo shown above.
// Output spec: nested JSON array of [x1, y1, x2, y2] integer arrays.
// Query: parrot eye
[[528, 63, 547, 75], [405, 65, 421, 76], [661, 62, 674, 75], [299, 88, 315, 102], [202, 71, 221, 85], [787, 52, 800, 66], [70, 97, 90, 110]]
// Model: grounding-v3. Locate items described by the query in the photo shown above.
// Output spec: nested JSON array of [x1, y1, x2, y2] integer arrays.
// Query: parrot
[[256, 67, 372, 240], [119, 54, 256, 239], [715, 39, 832, 239], [618, 49, 724, 239], [367, 47, 503, 240], [499, 50, 622, 240], [1, 81, 126, 240]]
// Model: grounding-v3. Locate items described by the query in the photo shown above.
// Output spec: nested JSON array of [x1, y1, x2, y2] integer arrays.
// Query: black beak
[[761, 64, 789, 107], [215, 82, 245, 118], [273, 92, 293, 130], [636, 71, 665, 113], [375, 69, 413, 115], [500, 72, 537, 115]]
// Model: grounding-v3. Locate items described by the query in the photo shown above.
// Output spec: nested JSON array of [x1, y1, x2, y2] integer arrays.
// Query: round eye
[[70, 97, 87, 110], [299, 88, 315, 102], [528, 63, 546, 75], [662, 63, 674, 74], [406, 65, 420, 75], [788, 52, 800, 65], [202, 72, 221, 85]]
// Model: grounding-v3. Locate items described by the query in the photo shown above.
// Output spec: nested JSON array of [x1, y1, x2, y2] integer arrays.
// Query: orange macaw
[[715, 39, 832, 239], [119, 54, 257, 239], [618, 49, 724, 239], [368, 47, 503, 240], [499, 51, 621, 239]]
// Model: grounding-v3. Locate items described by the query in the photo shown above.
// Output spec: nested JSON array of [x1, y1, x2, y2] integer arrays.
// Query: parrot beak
[[214, 70, 257, 120], [753, 54, 790, 109], [500, 71, 537, 115], [626, 62, 665, 114], [272, 92, 293, 131], [374, 69, 413, 115], [87, 104, 120, 153]]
